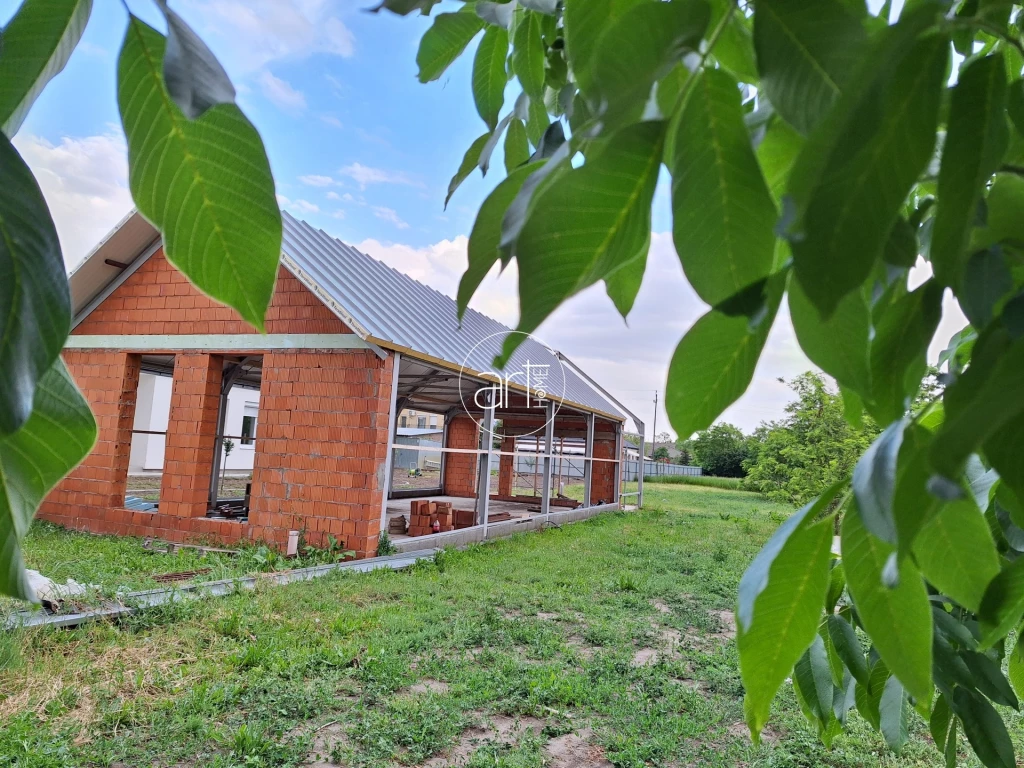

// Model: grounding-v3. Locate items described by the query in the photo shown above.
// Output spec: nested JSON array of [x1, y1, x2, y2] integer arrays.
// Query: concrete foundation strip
[[3, 548, 439, 631]]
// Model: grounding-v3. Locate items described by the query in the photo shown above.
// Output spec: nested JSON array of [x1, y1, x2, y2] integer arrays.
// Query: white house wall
[[128, 373, 260, 474]]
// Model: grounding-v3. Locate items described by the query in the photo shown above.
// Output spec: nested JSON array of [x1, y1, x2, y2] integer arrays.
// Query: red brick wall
[[591, 437, 617, 505], [443, 416, 479, 497], [159, 354, 222, 517], [497, 436, 515, 496], [43, 351, 139, 516], [73, 248, 350, 336], [247, 350, 393, 557]]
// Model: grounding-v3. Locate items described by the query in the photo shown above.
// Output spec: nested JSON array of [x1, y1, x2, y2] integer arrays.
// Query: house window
[[241, 404, 258, 446], [400, 416, 407, 428], [417, 416, 426, 428], [429, 417, 437, 429]]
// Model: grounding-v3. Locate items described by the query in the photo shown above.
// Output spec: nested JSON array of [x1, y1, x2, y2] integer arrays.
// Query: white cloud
[[14, 131, 133, 269], [258, 70, 307, 112], [326, 191, 342, 200], [331, 209, 346, 219], [277, 195, 319, 214], [180, 0, 355, 73], [372, 206, 409, 229], [321, 115, 343, 128], [299, 174, 336, 187], [339, 162, 422, 190]]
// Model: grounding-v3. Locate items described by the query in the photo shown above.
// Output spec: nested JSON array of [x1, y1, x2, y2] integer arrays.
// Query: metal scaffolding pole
[[476, 389, 495, 535], [379, 352, 401, 531], [541, 399, 555, 521], [583, 412, 595, 507]]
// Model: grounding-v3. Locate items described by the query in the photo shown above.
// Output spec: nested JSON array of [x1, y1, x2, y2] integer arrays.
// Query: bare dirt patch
[[300, 722, 348, 767], [727, 721, 780, 744], [709, 609, 736, 640], [545, 727, 613, 767], [409, 679, 450, 695], [632, 627, 683, 666], [652, 600, 672, 614], [421, 714, 545, 766]]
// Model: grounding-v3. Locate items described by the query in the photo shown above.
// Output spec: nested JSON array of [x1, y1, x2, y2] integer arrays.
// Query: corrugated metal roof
[[67, 210, 625, 421], [280, 213, 623, 420]]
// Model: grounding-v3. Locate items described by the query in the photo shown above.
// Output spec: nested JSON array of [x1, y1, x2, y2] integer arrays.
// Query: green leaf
[[1008, 79, 1024, 137], [852, 419, 906, 545], [855, 658, 889, 729], [960, 649, 1019, 708], [0, 359, 96, 600], [842, 506, 933, 704], [477, 1, 515, 29], [157, 0, 236, 119], [931, 692, 953, 752], [913, 499, 1000, 612], [525, 94, 549, 146], [604, 247, 647, 318], [793, 634, 838, 732], [1009, 636, 1024, 701], [446, 132, 491, 209], [369, 0, 441, 15], [669, 68, 777, 309], [979, 556, 1024, 647], [416, 11, 484, 83], [512, 12, 545, 100], [961, 248, 1013, 330], [932, 54, 1009, 288], [590, 0, 710, 129], [756, 118, 805, 202], [883, 217, 918, 269], [710, 0, 758, 83], [972, 173, 1024, 251], [868, 280, 942, 425], [880, 675, 909, 752], [985, 413, 1024, 504], [473, 26, 509, 130], [827, 614, 869, 686], [891, 425, 943, 559], [504, 118, 530, 172], [737, 489, 838, 739], [787, 27, 948, 316], [562, 0, 645, 100], [952, 687, 1016, 768], [117, 18, 281, 332], [932, 329, 1024, 481], [789, 278, 870, 397], [666, 282, 783, 438], [497, 121, 664, 364], [753, 0, 867, 135], [0, 0, 92, 137], [0, 130, 71, 435], [458, 162, 541, 319]]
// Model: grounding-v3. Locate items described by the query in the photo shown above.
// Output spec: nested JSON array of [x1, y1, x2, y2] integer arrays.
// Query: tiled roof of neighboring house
[[68, 210, 626, 422]]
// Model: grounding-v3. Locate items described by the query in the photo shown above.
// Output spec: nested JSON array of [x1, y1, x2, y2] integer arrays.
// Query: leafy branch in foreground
[[0, 0, 281, 600], [386, 0, 1024, 763]]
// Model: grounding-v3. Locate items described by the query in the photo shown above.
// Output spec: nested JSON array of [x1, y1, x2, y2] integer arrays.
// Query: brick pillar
[[443, 416, 479, 497], [498, 436, 515, 496], [590, 437, 617, 505], [160, 354, 222, 517], [248, 350, 392, 558], [41, 351, 140, 523]]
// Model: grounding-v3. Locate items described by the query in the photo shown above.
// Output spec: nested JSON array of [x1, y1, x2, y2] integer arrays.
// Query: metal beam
[[66, 334, 374, 351], [209, 356, 257, 507], [583, 412, 595, 508], [476, 389, 495, 534], [637, 422, 645, 509], [541, 399, 555, 521], [380, 352, 401, 524], [71, 237, 161, 329]]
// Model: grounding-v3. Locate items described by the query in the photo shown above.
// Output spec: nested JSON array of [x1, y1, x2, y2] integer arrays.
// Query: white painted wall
[[129, 372, 260, 474]]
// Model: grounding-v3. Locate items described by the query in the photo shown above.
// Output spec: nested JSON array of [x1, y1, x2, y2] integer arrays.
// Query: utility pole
[[651, 391, 658, 461]]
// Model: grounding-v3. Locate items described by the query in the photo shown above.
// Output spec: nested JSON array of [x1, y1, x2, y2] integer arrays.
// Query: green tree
[[692, 422, 750, 477], [652, 446, 670, 462], [744, 373, 880, 504], [0, 0, 279, 601], [382, 0, 1024, 763]]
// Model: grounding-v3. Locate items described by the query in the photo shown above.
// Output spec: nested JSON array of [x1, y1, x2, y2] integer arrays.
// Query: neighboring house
[[43, 211, 641, 557], [398, 408, 442, 431]]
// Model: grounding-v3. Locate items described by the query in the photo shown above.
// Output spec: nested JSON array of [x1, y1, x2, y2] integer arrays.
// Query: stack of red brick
[[408, 500, 451, 536], [407, 500, 479, 536]]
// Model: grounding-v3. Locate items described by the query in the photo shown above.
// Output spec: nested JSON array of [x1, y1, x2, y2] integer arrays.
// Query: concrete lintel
[[65, 334, 373, 351]]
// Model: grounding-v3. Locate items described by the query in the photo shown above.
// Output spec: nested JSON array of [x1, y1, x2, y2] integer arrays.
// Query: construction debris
[[153, 568, 212, 583], [25, 570, 95, 610], [142, 539, 239, 556]]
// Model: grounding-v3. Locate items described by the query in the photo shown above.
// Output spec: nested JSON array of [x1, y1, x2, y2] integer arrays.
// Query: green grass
[[642, 474, 746, 490], [0, 485, 1013, 767]]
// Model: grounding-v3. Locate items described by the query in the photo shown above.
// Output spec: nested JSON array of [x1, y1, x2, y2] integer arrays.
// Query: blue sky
[[3, 0, 960, 438]]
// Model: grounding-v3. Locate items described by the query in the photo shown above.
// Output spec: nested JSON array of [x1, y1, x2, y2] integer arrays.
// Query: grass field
[[0, 484, 1013, 767], [641, 475, 745, 490]]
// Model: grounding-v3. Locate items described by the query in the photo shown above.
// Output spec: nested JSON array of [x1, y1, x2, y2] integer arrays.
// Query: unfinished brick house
[[42, 210, 644, 558]]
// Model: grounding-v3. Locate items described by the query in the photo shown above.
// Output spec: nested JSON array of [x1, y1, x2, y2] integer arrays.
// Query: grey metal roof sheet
[[280, 212, 623, 420]]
